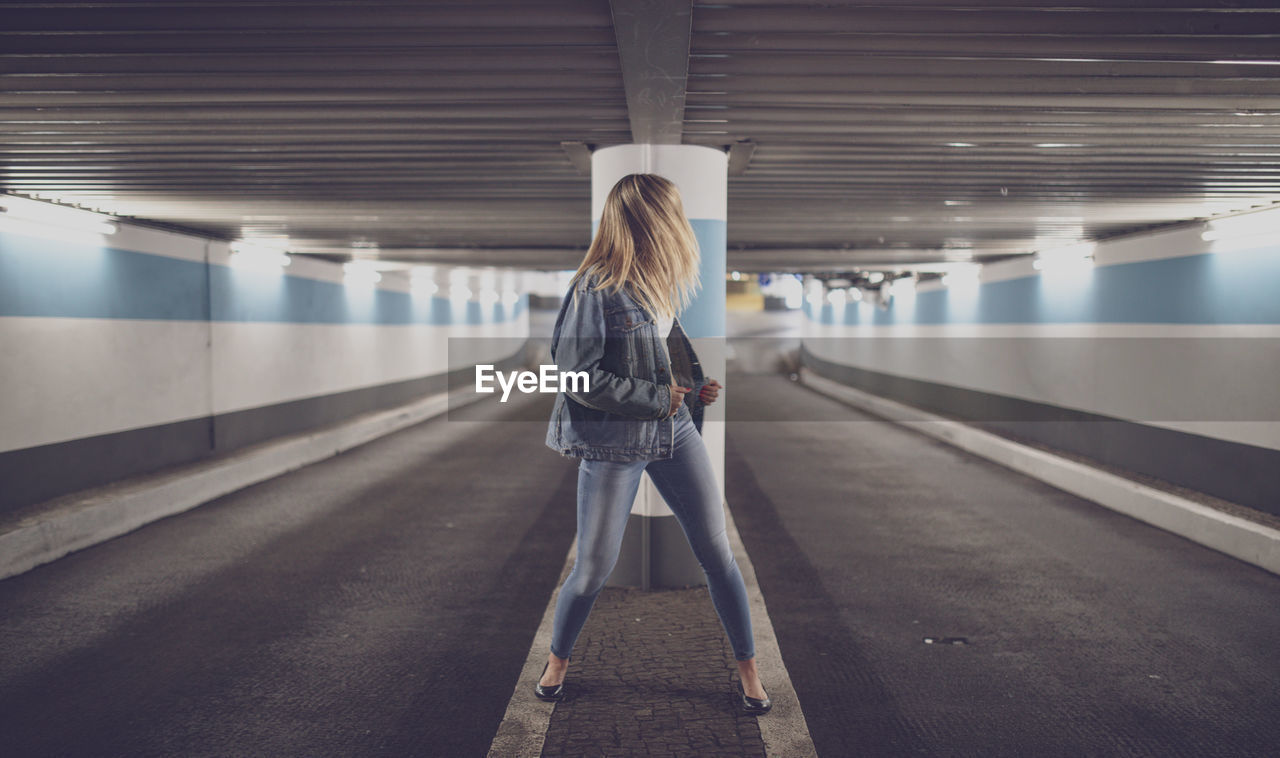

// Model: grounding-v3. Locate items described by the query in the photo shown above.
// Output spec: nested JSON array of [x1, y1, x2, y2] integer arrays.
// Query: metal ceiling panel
[[2, 0, 1279, 273], [686, 0, 1280, 269], [0, 1, 628, 260]]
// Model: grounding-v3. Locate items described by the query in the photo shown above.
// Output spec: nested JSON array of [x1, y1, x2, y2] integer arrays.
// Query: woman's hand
[[669, 385, 692, 416], [699, 378, 722, 405]]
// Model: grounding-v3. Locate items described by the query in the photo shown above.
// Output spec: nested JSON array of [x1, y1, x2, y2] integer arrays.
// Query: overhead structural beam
[[304, 247, 587, 269], [727, 139, 755, 176], [339, 247, 1017, 273], [560, 141, 593, 176], [726, 249, 1022, 273], [609, 0, 693, 145]]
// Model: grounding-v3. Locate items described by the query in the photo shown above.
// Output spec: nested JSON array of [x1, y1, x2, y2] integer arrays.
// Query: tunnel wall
[[800, 224, 1280, 516], [0, 222, 529, 515]]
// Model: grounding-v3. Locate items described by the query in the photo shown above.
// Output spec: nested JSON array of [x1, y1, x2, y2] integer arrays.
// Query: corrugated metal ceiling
[[3, 0, 1279, 273]]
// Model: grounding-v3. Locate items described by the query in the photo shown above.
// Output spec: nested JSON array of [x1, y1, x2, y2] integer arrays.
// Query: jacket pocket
[[605, 305, 648, 333]]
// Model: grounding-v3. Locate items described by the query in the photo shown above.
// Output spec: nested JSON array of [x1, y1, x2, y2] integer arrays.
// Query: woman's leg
[[547, 456, 647, 664], [645, 412, 757, 666]]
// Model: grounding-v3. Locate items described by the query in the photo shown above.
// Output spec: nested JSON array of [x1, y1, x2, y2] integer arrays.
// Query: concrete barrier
[[0, 386, 480, 581], [801, 368, 1280, 577]]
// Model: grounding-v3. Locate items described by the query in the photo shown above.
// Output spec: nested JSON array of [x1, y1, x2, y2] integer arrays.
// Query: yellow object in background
[[726, 274, 764, 311]]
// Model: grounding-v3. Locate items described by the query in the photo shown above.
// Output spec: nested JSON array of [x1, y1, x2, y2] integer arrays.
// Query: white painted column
[[591, 143, 728, 588]]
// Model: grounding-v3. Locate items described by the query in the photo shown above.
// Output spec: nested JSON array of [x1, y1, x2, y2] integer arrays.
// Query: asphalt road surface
[[3, 328, 1278, 757], [0, 392, 576, 758], [724, 370, 1280, 758]]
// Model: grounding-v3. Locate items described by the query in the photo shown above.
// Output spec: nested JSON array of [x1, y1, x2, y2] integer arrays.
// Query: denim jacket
[[544, 267, 707, 461]]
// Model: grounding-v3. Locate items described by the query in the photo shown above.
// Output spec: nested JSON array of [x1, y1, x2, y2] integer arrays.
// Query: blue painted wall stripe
[[0, 229, 209, 321], [806, 245, 1280, 326], [682, 218, 727, 339], [0, 229, 524, 325]]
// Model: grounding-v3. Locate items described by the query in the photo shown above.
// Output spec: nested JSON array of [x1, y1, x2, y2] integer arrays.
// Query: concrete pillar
[[591, 144, 727, 589]]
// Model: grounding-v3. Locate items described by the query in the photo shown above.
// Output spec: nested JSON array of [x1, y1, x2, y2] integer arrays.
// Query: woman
[[535, 173, 770, 716]]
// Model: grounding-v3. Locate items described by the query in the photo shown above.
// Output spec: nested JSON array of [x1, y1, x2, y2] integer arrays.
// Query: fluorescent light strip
[[343, 260, 382, 284]]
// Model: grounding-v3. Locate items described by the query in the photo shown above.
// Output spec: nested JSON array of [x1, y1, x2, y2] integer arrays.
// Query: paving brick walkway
[[539, 585, 767, 758]]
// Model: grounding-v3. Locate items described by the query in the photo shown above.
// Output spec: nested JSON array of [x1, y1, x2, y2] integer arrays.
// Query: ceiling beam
[[312, 247, 587, 269], [609, 0, 692, 145], [727, 139, 755, 176], [560, 141, 593, 176], [341, 247, 1027, 273], [725, 249, 1019, 273]]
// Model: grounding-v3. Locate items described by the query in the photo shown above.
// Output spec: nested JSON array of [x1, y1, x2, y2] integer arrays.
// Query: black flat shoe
[[739, 682, 771, 715], [534, 661, 565, 702]]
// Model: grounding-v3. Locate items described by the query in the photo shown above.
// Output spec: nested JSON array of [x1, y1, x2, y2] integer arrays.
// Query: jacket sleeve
[[552, 284, 672, 420]]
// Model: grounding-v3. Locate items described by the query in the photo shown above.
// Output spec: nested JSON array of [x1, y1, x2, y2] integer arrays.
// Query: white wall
[[803, 222, 1280, 452], [0, 209, 530, 509], [800, 214, 1280, 513]]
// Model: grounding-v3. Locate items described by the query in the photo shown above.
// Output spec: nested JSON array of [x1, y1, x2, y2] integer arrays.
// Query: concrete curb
[[485, 536, 576, 758], [721, 494, 820, 757], [800, 368, 1280, 578], [0, 386, 479, 581]]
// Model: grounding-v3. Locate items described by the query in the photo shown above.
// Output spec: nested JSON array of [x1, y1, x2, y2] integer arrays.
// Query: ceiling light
[[946, 142, 975, 148], [764, 275, 805, 309], [229, 240, 291, 270], [343, 260, 382, 284], [1034, 143, 1084, 148], [410, 267, 439, 296], [866, 272, 885, 285], [944, 200, 972, 206], [805, 281, 825, 308], [1201, 207, 1280, 241], [1200, 208, 1280, 252], [1033, 242, 1096, 273], [889, 276, 917, 303], [940, 266, 982, 289], [447, 268, 474, 300]]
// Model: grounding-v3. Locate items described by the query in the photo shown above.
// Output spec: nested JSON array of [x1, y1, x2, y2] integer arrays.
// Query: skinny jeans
[[549, 404, 756, 662]]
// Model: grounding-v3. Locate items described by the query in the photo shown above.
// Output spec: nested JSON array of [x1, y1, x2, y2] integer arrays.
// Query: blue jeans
[[549, 405, 756, 662]]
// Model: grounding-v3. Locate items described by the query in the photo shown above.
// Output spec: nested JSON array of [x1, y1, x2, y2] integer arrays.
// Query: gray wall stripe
[[801, 346, 1280, 517], [2, 349, 528, 516]]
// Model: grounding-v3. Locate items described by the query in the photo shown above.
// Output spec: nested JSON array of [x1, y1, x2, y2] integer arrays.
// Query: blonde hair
[[570, 173, 701, 320]]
